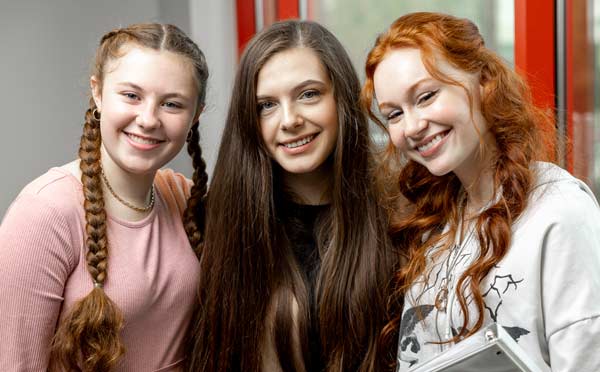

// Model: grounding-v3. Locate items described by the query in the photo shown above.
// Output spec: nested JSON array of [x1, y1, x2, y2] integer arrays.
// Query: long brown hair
[[49, 23, 209, 371], [187, 20, 396, 372], [361, 12, 557, 360]]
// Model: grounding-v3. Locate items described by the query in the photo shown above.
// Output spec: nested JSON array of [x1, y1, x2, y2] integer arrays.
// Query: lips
[[124, 131, 164, 145], [414, 130, 450, 154], [280, 133, 318, 149]]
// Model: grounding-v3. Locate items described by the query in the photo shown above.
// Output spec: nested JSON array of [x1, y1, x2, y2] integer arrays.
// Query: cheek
[[388, 125, 408, 150], [165, 117, 194, 142], [430, 92, 470, 122]]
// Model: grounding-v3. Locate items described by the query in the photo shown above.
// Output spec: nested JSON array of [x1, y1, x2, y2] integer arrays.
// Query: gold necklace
[[100, 168, 155, 212]]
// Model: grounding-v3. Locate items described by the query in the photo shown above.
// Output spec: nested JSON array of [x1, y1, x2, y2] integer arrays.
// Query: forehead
[[374, 48, 427, 84], [103, 46, 197, 93], [373, 47, 477, 100], [373, 48, 426, 102], [256, 47, 330, 94]]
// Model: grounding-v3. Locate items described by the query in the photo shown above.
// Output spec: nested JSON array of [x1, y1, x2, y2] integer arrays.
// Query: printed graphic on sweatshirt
[[482, 270, 530, 342], [397, 253, 531, 369]]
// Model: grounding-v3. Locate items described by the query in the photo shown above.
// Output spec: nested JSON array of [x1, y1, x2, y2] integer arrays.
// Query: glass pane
[[567, 0, 597, 195], [310, 0, 515, 80]]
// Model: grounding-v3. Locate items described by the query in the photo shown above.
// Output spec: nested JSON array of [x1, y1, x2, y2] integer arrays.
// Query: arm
[[541, 188, 600, 371], [0, 194, 76, 371]]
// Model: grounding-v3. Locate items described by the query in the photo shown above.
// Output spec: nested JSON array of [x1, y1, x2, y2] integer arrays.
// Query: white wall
[[0, 0, 236, 218], [188, 0, 237, 178]]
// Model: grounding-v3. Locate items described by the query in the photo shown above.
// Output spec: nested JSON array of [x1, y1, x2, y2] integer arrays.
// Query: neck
[[455, 138, 497, 214], [462, 169, 495, 215], [100, 145, 156, 219], [282, 165, 332, 206]]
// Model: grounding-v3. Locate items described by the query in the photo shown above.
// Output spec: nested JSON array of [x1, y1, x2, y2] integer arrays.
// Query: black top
[[281, 200, 329, 372]]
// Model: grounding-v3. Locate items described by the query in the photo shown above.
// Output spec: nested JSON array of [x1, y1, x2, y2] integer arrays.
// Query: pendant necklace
[[434, 199, 475, 313]]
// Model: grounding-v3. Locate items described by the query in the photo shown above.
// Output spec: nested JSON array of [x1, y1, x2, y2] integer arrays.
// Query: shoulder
[[13, 165, 83, 217], [154, 168, 193, 217], [527, 162, 599, 220], [1, 166, 83, 266], [511, 162, 600, 263], [509, 162, 600, 254]]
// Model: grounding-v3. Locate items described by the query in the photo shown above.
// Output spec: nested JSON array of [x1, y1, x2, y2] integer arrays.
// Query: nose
[[388, 111, 428, 150], [403, 111, 428, 139], [136, 102, 161, 129], [280, 102, 303, 131]]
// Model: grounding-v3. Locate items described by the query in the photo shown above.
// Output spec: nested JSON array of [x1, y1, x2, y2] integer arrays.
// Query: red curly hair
[[360, 12, 557, 365]]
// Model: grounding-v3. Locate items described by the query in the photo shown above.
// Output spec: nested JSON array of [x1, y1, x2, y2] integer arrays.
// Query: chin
[[117, 161, 161, 176], [421, 163, 453, 178], [280, 164, 318, 175]]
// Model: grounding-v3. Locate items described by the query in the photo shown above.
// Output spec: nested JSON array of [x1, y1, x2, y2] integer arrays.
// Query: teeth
[[127, 133, 160, 145], [284, 135, 315, 149], [418, 133, 445, 153]]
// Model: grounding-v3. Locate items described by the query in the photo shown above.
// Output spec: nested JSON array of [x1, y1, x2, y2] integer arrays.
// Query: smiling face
[[373, 47, 492, 184], [256, 47, 338, 178], [92, 46, 200, 176]]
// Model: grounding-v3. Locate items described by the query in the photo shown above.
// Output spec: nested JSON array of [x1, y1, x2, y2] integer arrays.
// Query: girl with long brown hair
[[361, 12, 600, 372], [187, 19, 395, 372], [0, 23, 209, 371]]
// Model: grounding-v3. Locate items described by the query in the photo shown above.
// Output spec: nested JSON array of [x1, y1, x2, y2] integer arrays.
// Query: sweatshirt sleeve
[[0, 193, 77, 371], [541, 184, 600, 371]]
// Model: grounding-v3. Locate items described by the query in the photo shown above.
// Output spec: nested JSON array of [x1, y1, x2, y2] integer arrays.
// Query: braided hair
[[49, 23, 209, 371]]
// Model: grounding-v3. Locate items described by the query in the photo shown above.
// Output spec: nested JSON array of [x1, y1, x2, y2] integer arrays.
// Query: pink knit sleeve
[[0, 193, 77, 371]]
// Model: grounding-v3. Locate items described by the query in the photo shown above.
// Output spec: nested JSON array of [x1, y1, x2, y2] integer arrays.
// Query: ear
[[192, 104, 205, 125], [90, 75, 102, 111]]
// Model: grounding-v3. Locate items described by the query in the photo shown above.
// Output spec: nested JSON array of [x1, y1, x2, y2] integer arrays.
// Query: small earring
[[92, 108, 101, 121], [186, 129, 194, 142]]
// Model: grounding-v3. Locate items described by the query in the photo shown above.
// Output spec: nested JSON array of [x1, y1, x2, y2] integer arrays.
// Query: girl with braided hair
[[0, 23, 209, 371], [361, 12, 600, 371]]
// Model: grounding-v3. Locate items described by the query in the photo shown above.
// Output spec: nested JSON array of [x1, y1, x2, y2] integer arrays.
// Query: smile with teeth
[[125, 132, 163, 145], [283, 134, 316, 149], [416, 131, 449, 153]]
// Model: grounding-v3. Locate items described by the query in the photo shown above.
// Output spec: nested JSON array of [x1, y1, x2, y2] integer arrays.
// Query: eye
[[122, 92, 140, 100], [417, 90, 438, 105], [163, 101, 182, 109], [386, 109, 404, 124], [299, 89, 320, 100], [257, 101, 276, 114]]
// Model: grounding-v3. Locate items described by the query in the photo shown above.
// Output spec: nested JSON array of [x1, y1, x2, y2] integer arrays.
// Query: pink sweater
[[0, 166, 200, 371]]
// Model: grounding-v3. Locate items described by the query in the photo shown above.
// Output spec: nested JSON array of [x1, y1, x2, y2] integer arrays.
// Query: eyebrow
[[256, 79, 327, 100], [294, 79, 326, 92], [116, 82, 191, 100], [377, 77, 432, 110]]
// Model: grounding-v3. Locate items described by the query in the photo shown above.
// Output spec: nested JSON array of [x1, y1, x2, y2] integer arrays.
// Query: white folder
[[408, 323, 546, 372]]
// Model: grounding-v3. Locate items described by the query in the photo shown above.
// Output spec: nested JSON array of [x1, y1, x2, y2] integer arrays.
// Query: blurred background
[[1, 0, 598, 218]]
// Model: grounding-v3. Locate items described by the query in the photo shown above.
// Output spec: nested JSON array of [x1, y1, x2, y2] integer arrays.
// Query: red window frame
[[235, 0, 300, 57]]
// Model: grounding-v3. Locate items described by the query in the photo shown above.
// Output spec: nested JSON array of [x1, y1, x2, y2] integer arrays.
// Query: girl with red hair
[[361, 12, 600, 371]]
